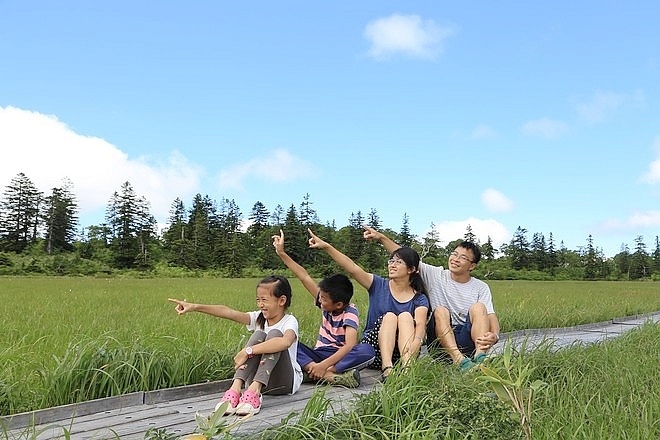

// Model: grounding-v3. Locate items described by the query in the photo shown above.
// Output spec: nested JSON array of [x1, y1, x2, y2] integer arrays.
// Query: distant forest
[[1, 172, 659, 280]]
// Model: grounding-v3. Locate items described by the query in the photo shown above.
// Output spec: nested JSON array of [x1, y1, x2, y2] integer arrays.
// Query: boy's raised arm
[[272, 229, 318, 298]]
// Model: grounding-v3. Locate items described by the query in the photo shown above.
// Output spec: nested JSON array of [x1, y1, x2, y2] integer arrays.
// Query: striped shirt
[[314, 293, 360, 349]]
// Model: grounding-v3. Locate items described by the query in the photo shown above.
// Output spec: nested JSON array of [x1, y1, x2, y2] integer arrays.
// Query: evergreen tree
[[187, 194, 215, 269], [583, 235, 600, 279], [248, 201, 270, 234], [464, 224, 477, 244], [0, 173, 43, 252], [215, 198, 244, 276], [531, 232, 547, 271], [105, 182, 156, 269], [614, 244, 632, 279], [507, 226, 530, 270], [246, 201, 272, 269], [399, 213, 414, 247], [298, 193, 319, 227], [630, 235, 650, 279], [162, 198, 188, 266], [363, 208, 385, 271], [481, 236, 496, 260], [282, 204, 307, 265], [43, 178, 78, 254], [270, 204, 285, 225], [342, 210, 365, 261], [546, 232, 558, 274], [653, 236, 660, 275]]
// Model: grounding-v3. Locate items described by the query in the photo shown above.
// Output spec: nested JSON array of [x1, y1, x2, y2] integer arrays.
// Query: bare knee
[[397, 312, 413, 325], [433, 306, 450, 324]]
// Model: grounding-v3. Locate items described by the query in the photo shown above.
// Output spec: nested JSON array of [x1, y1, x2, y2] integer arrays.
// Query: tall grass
[[0, 277, 658, 416], [257, 323, 660, 440]]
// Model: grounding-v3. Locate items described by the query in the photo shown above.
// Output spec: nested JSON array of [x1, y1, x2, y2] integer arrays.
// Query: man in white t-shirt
[[363, 226, 500, 372]]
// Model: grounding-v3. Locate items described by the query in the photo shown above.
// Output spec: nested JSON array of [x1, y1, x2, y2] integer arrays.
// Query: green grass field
[[1, 277, 659, 420]]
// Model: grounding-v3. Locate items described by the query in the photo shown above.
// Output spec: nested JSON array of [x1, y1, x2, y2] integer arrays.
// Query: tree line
[[1, 172, 659, 280]]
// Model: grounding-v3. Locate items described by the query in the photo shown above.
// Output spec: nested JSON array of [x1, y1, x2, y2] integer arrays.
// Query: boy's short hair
[[318, 274, 353, 306]]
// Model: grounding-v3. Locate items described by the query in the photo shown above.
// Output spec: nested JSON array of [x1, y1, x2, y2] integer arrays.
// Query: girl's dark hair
[[256, 275, 292, 330], [391, 247, 426, 295]]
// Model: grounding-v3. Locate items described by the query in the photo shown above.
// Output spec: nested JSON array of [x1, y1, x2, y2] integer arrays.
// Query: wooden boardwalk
[[2, 369, 383, 440], [3, 312, 658, 440]]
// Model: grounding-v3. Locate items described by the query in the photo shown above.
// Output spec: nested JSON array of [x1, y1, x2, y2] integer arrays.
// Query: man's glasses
[[450, 251, 474, 263]]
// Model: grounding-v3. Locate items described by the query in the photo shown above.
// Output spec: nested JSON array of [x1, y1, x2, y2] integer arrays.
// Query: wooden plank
[[1, 392, 145, 430]]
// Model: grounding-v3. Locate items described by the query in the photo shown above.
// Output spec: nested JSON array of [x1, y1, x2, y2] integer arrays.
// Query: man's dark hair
[[458, 241, 482, 264]]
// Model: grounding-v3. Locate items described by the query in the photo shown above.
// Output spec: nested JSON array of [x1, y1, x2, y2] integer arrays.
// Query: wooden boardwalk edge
[[1, 380, 231, 430]]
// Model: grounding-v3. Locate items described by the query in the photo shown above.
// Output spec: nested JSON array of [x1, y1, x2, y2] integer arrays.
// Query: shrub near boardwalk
[[0, 277, 658, 414]]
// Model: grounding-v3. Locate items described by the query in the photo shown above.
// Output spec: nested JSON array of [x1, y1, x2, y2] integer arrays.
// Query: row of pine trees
[[1, 172, 659, 280]]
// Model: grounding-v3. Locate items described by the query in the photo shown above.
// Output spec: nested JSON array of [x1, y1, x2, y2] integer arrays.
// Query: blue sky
[[1, 1, 659, 258]]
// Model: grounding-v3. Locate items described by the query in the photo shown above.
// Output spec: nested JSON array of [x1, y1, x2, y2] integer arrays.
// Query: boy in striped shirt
[[273, 230, 375, 387]]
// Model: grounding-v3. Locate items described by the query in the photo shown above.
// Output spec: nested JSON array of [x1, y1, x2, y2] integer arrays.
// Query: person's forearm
[[278, 251, 317, 296], [193, 303, 232, 318], [379, 234, 400, 253], [325, 245, 363, 277], [250, 336, 291, 355]]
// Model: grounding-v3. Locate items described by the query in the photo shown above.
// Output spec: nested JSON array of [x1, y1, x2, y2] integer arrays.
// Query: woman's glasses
[[387, 258, 406, 266]]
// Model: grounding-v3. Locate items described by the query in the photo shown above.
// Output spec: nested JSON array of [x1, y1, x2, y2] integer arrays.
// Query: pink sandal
[[234, 389, 262, 415], [215, 389, 240, 415]]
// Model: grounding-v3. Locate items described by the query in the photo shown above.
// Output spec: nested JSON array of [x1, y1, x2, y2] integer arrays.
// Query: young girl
[[168, 275, 303, 415], [307, 229, 429, 381]]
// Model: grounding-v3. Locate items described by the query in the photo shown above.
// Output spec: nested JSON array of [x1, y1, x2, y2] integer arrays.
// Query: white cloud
[[217, 149, 316, 190], [470, 124, 498, 140], [481, 188, 514, 213], [575, 90, 626, 124], [430, 217, 510, 248], [600, 210, 660, 231], [0, 106, 202, 226], [640, 137, 660, 184], [364, 14, 454, 60], [521, 117, 569, 139], [641, 158, 660, 184]]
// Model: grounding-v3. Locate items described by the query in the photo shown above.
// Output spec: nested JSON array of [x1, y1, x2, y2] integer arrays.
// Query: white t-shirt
[[419, 262, 495, 326], [246, 311, 303, 394]]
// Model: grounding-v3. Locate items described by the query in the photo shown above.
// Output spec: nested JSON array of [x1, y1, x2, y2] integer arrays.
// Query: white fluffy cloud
[[640, 137, 660, 184], [520, 117, 569, 139], [599, 210, 660, 231], [0, 106, 202, 226], [364, 14, 454, 60], [217, 149, 316, 190], [575, 91, 625, 124], [481, 188, 514, 213]]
